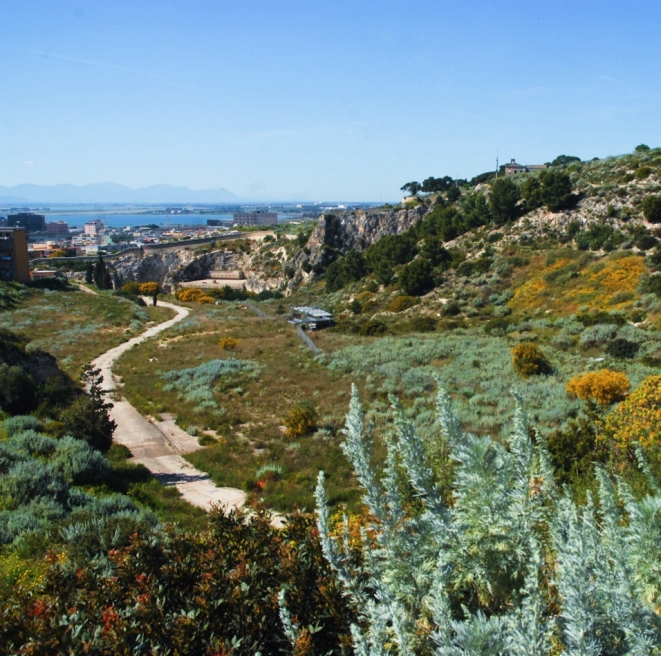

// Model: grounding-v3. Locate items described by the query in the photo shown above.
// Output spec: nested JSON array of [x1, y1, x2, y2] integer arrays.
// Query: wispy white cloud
[[34, 50, 208, 92], [24, 160, 34, 165]]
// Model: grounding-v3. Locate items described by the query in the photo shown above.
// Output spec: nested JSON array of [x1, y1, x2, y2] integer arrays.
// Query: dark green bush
[[576, 311, 626, 327], [399, 258, 434, 296], [408, 316, 437, 332], [442, 301, 462, 317], [639, 274, 661, 297], [489, 177, 521, 225], [0, 365, 35, 416], [358, 320, 388, 336], [605, 338, 640, 359], [643, 195, 661, 223]]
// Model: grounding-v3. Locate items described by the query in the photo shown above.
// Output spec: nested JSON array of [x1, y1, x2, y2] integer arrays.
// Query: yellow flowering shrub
[[511, 342, 552, 377], [219, 337, 240, 351], [566, 369, 630, 407], [598, 375, 661, 450], [283, 402, 317, 438], [139, 281, 160, 295], [176, 288, 208, 303]]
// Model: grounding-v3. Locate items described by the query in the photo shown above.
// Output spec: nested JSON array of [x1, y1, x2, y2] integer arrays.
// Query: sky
[[1, 0, 661, 201]]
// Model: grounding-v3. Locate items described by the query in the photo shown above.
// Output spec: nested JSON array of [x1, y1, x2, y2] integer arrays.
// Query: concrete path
[[296, 325, 325, 356], [90, 300, 248, 514]]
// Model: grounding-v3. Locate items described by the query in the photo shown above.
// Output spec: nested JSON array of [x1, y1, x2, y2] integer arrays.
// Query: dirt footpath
[[91, 300, 248, 514]]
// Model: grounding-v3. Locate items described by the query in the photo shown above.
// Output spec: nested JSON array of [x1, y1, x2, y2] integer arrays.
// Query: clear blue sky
[[2, 0, 661, 201]]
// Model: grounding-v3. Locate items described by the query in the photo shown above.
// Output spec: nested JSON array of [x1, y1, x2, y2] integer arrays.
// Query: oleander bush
[[1, 508, 353, 655]]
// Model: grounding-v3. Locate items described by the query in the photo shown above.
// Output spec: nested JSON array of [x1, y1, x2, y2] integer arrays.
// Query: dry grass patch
[[115, 304, 360, 511]]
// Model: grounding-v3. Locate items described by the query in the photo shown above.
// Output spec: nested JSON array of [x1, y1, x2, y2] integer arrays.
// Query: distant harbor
[[41, 212, 297, 229]]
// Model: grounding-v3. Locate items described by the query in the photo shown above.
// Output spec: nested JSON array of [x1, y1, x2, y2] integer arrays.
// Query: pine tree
[[62, 364, 116, 453]]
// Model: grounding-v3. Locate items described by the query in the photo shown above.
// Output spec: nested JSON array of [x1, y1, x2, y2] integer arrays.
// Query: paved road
[[91, 300, 247, 513]]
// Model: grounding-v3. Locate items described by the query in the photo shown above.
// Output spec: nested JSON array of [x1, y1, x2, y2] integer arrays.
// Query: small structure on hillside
[[179, 269, 246, 291], [504, 159, 548, 175], [289, 306, 334, 331]]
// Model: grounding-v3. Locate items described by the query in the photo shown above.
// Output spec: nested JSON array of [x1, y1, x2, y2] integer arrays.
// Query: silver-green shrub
[[309, 383, 661, 655]]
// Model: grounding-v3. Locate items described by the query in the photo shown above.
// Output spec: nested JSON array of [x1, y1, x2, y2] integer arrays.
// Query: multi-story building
[[84, 219, 104, 237], [7, 212, 46, 233], [0, 227, 30, 283], [232, 210, 278, 227], [47, 221, 70, 237]]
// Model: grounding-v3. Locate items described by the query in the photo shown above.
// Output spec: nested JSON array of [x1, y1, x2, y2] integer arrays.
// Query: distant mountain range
[[0, 183, 240, 205]]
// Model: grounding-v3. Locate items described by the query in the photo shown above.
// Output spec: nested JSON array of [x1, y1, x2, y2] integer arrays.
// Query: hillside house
[[504, 159, 548, 175], [289, 306, 334, 331]]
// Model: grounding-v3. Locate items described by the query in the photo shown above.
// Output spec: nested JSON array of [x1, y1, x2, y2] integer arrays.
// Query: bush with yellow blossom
[[566, 369, 630, 407], [598, 375, 661, 451]]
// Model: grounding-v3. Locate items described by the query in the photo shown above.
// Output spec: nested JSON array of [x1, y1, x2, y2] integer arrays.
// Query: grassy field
[[115, 302, 365, 512], [0, 283, 174, 378]]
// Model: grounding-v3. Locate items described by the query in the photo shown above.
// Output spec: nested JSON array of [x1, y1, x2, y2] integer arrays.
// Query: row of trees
[[84, 254, 113, 290]]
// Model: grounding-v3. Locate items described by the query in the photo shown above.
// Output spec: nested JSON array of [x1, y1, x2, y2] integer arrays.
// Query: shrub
[[139, 282, 160, 296], [566, 369, 630, 406], [605, 338, 640, 359], [283, 401, 317, 438], [121, 281, 142, 294], [161, 358, 259, 411], [218, 337, 240, 351], [511, 342, 552, 376], [112, 289, 146, 306], [408, 316, 437, 333], [386, 296, 418, 313], [484, 317, 512, 335], [313, 383, 661, 654], [358, 320, 388, 337], [398, 258, 434, 296], [538, 169, 577, 211], [0, 365, 35, 416], [442, 301, 462, 317], [599, 375, 661, 450], [578, 323, 618, 349], [643, 195, 661, 223], [635, 166, 653, 180], [176, 288, 208, 302]]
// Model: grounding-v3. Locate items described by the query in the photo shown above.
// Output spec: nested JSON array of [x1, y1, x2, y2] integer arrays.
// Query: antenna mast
[[496, 149, 499, 178]]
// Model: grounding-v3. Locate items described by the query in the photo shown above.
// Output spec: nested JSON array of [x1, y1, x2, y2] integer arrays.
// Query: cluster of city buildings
[[0, 207, 285, 283]]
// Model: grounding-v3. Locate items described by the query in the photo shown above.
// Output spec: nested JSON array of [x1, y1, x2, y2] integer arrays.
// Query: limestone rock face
[[111, 248, 287, 294], [306, 206, 429, 267]]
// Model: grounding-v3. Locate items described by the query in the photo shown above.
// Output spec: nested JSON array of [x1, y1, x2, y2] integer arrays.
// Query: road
[[90, 300, 247, 513]]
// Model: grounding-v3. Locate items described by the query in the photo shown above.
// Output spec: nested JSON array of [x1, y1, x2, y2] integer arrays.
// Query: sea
[[42, 212, 295, 229]]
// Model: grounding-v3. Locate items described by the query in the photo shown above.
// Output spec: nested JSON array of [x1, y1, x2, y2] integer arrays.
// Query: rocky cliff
[[108, 207, 432, 295], [111, 244, 290, 294]]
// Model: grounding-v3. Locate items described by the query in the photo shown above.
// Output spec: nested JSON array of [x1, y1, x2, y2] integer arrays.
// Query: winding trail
[[91, 300, 247, 513]]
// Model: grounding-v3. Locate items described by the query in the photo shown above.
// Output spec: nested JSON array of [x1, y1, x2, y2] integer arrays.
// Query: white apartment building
[[84, 219, 104, 237], [232, 210, 278, 227]]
